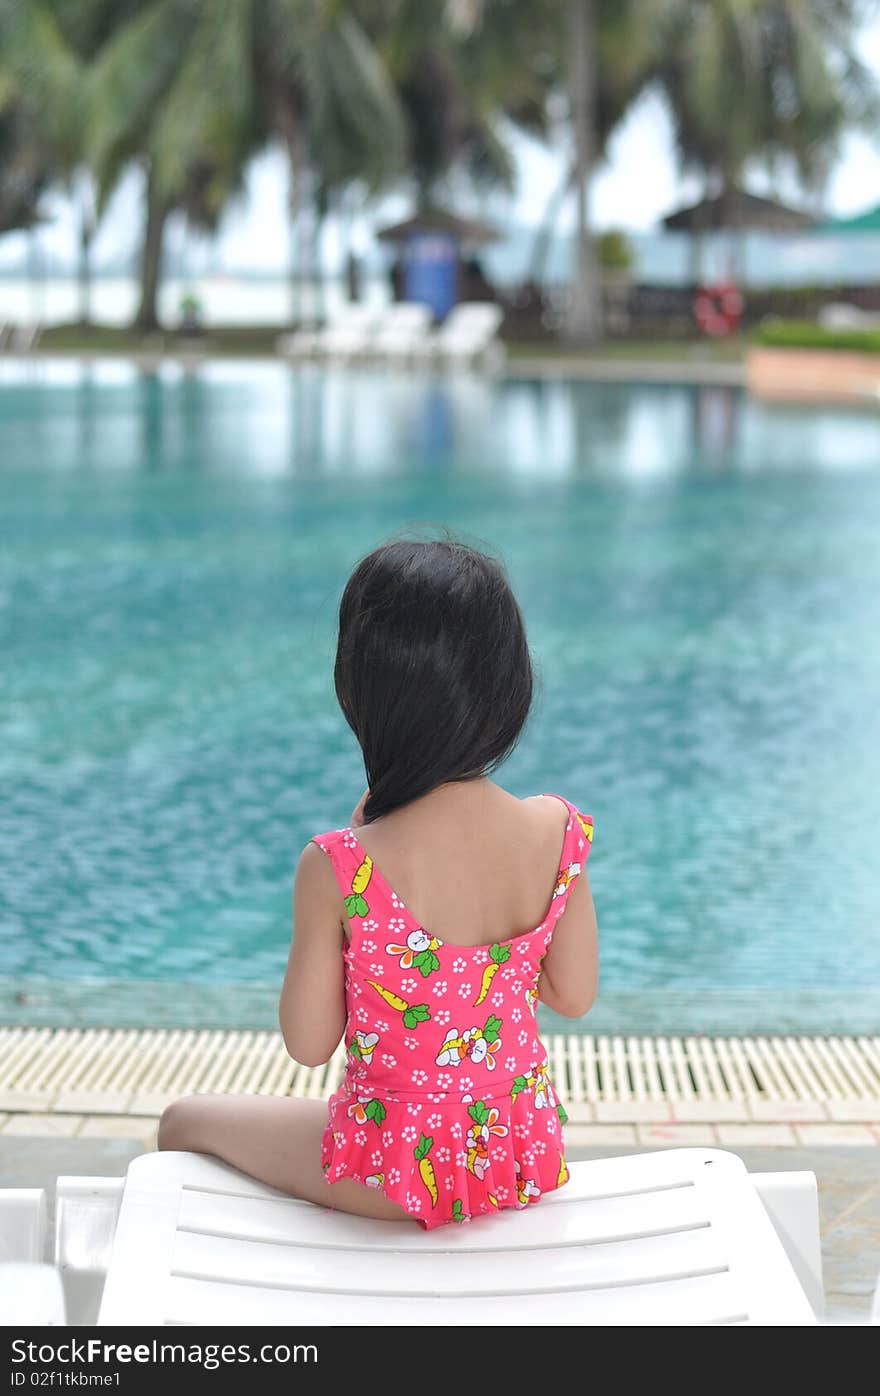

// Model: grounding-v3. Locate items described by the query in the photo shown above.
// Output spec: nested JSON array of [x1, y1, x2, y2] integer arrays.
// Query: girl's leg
[[157, 1092, 412, 1223]]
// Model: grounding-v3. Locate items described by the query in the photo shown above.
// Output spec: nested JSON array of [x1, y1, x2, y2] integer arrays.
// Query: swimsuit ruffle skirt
[[311, 794, 593, 1229]]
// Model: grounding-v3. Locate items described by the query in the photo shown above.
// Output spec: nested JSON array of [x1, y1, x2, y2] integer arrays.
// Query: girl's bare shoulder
[[521, 792, 571, 832]]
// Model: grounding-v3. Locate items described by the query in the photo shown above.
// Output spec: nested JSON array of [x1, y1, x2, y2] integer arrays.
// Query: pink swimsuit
[[311, 794, 594, 1228]]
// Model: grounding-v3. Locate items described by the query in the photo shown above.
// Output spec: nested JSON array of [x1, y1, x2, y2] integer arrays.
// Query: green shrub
[[754, 318, 880, 353], [598, 229, 634, 274]]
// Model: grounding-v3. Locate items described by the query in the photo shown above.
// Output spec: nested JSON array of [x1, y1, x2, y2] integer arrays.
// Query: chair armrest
[[752, 1171, 824, 1321], [0, 1188, 46, 1262], [55, 1177, 125, 1327]]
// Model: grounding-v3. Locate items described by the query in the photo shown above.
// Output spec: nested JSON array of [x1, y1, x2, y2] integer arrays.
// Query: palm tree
[[0, 101, 51, 236], [86, 2, 257, 331], [564, 0, 698, 343], [360, 0, 557, 206], [0, 2, 83, 310], [268, 5, 407, 321], [566, 0, 599, 343], [54, 2, 151, 324], [654, 1, 877, 225], [88, 1, 406, 331], [0, 1, 144, 323]]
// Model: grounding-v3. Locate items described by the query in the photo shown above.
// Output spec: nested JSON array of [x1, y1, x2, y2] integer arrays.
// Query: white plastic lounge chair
[[277, 306, 378, 360], [817, 302, 880, 331], [416, 301, 505, 367], [8, 321, 42, 352], [0, 1149, 828, 1326], [369, 302, 434, 362], [276, 322, 322, 358], [317, 305, 380, 361]]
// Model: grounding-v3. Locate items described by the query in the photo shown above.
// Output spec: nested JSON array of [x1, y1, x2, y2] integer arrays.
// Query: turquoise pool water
[[1, 359, 879, 1032]]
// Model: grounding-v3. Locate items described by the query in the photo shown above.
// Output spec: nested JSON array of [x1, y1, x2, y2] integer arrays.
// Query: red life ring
[[694, 283, 743, 337]]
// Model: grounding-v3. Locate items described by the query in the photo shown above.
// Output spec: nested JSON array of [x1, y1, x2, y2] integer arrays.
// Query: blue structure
[[378, 208, 499, 322], [403, 233, 459, 321]]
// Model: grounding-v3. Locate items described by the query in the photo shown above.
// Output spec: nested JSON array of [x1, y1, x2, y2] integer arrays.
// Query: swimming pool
[[1, 359, 879, 1032]]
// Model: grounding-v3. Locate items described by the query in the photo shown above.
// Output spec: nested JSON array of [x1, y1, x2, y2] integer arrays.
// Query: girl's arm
[[278, 842, 347, 1067], [537, 863, 598, 1019]]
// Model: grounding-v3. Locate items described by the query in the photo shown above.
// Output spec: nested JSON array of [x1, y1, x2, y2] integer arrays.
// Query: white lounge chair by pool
[[369, 303, 434, 362], [0, 1148, 828, 1326], [4, 321, 42, 353], [278, 306, 379, 362], [817, 302, 880, 331], [276, 322, 323, 357], [416, 301, 505, 368]]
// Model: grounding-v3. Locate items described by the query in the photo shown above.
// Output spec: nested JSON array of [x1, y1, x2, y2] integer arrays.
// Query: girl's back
[[349, 783, 573, 949]]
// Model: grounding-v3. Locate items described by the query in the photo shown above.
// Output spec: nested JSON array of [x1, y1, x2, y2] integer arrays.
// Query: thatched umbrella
[[376, 207, 500, 247], [662, 187, 814, 280]]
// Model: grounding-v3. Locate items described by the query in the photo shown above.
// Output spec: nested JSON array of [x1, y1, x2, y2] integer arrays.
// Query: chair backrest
[[325, 304, 376, 329], [378, 302, 433, 331], [444, 302, 503, 329], [438, 301, 503, 347], [11, 322, 42, 352], [817, 302, 875, 330]]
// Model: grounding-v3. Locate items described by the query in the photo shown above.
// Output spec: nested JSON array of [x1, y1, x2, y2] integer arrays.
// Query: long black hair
[[334, 534, 534, 823]]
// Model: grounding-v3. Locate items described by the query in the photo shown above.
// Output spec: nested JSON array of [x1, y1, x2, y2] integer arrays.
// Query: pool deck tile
[[0, 1093, 53, 1113], [2, 1113, 84, 1137], [670, 1100, 752, 1122], [80, 1115, 158, 1145], [827, 1100, 880, 1123], [565, 1124, 638, 1147], [716, 1123, 798, 1146], [54, 1091, 132, 1115], [594, 1101, 673, 1123], [561, 1103, 594, 1124], [748, 1099, 830, 1123], [794, 1124, 878, 1147], [636, 1124, 718, 1147]]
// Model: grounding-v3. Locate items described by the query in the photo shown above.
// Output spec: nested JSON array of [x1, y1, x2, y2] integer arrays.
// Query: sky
[[5, 15, 880, 275]]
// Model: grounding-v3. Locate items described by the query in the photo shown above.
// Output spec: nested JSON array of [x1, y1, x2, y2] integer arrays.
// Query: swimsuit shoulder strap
[[539, 793, 595, 910], [310, 828, 382, 922]]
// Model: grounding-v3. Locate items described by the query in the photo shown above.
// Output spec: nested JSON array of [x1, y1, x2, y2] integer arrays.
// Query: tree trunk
[[528, 160, 576, 285], [134, 165, 168, 332], [564, 0, 601, 345], [312, 205, 326, 324], [77, 182, 95, 327], [278, 92, 309, 327]]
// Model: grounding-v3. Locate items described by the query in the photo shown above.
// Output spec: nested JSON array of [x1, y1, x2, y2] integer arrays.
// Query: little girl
[[159, 536, 598, 1228]]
